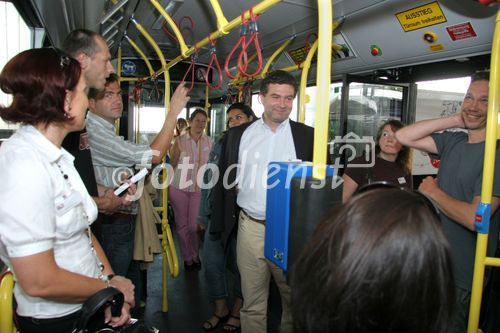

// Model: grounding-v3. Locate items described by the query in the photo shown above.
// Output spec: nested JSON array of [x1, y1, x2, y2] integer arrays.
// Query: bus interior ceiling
[[21, 0, 497, 103]]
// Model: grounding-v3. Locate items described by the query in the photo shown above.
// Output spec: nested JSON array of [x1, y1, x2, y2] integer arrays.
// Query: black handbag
[[72, 287, 158, 333]]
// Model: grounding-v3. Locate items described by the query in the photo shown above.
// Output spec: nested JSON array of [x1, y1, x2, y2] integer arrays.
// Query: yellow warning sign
[[395, 2, 447, 32]]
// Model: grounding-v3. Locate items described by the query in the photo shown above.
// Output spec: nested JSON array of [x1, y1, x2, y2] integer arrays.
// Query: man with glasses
[[396, 71, 500, 333]]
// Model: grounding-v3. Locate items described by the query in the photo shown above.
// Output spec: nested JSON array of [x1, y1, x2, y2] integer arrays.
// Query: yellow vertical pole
[[312, 0, 332, 179], [298, 41, 318, 124], [468, 10, 500, 333], [125, 35, 155, 76], [161, 71, 171, 313], [116, 46, 122, 136], [131, 16, 180, 312], [0, 271, 15, 333]]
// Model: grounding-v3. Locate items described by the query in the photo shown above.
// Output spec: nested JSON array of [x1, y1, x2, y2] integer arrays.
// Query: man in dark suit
[[211, 70, 314, 333]]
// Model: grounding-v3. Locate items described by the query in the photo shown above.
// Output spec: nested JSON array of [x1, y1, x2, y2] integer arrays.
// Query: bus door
[[330, 73, 416, 175]]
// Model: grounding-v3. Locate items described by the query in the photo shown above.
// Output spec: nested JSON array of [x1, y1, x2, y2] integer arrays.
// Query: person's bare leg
[[203, 298, 229, 331], [223, 296, 242, 331]]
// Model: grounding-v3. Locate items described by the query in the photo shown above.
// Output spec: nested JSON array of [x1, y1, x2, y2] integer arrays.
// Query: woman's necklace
[[55, 160, 105, 277]]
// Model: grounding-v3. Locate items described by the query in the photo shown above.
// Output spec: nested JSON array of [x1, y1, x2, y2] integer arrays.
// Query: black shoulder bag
[[72, 287, 158, 333]]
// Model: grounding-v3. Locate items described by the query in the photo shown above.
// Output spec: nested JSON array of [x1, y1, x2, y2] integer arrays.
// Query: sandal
[[202, 313, 230, 331], [223, 315, 241, 332]]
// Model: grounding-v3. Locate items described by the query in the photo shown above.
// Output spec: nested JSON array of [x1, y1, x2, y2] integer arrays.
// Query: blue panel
[[264, 162, 334, 273]]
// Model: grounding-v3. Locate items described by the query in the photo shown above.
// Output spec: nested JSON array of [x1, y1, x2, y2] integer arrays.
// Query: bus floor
[[135, 236, 283, 333]]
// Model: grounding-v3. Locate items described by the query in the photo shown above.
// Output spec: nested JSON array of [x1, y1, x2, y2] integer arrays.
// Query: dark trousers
[[16, 311, 79, 333], [101, 213, 142, 306], [452, 286, 471, 333]]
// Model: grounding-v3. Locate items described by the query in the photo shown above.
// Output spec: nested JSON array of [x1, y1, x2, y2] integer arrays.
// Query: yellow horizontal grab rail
[[149, 0, 189, 58], [262, 37, 294, 76], [484, 256, 500, 267], [119, 77, 148, 82], [146, 0, 281, 78]]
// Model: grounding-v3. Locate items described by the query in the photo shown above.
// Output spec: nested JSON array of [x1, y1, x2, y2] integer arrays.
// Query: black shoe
[[184, 261, 195, 271]]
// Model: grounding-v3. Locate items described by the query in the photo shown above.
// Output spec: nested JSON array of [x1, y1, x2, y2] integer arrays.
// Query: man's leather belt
[[241, 209, 266, 225], [103, 212, 134, 223]]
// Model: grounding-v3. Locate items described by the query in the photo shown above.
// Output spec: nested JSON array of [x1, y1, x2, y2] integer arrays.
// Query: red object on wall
[[446, 22, 477, 41], [430, 159, 441, 168]]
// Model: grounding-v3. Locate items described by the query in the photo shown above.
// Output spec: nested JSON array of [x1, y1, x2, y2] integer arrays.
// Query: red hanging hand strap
[[206, 35, 223, 90], [237, 7, 262, 78]]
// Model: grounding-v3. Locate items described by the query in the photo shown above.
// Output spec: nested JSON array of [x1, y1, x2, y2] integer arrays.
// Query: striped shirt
[[86, 112, 153, 213]]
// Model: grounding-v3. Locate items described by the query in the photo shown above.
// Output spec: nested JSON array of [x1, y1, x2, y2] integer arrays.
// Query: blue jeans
[[203, 222, 242, 300], [101, 214, 141, 304]]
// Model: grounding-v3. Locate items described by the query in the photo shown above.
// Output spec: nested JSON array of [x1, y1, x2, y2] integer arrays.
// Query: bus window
[[134, 105, 188, 144], [330, 83, 404, 163], [210, 103, 227, 138], [0, 2, 32, 137]]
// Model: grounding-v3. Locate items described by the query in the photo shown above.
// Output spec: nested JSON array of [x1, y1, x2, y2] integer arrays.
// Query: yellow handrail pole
[[299, 41, 318, 123], [124, 35, 155, 76], [312, 0, 332, 180], [160, 71, 180, 312], [0, 271, 15, 333], [120, 77, 145, 82], [117, 46, 122, 80], [132, 18, 167, 69], [130, 18, 165, 144], [131, 16, 180, 312], [230, 63, 300, 87], [149, 0, 189, 58], [205, 85, 211, 113], [209, 0, 230, 34], [299, 19, 342, 124], [468, 10, 500, 333], [116, 46, 122, 135], [145, 0, 282, 76], [261, 38, 293, 76]]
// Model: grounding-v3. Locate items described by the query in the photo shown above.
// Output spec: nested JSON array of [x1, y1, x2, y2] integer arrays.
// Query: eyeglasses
[[59, 54, 71, 68], [50, 47, 71, 68], [354, 181, 440, 217]]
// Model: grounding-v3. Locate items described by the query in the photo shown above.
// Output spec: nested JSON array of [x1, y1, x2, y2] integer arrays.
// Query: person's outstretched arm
[[150, 83, 190, 164], [395, 114, 464, 154]]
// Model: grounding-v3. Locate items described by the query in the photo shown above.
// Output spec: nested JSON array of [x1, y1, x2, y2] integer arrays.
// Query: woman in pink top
[[169, 109, 213, 269]]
